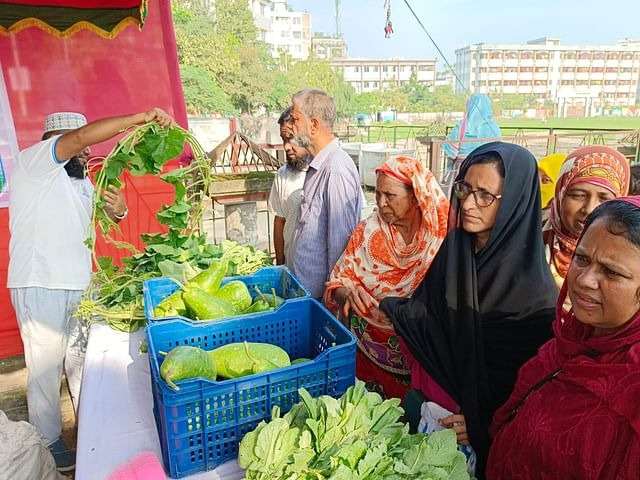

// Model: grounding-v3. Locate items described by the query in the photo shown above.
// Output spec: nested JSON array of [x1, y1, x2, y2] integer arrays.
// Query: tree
[[492, 93, 536, 114], [286, 58, 356, 117], [180, 65, 236, 115], [173, 0, 276, 113]]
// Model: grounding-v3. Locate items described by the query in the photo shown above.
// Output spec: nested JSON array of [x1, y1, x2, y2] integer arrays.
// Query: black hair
[[629, 165, 640, 196], [472, 153, 505, 178], [278, 107, 292, 126], [584, 199, 640, 248]]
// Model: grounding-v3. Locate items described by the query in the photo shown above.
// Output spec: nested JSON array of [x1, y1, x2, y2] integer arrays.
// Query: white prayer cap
[[43, 112, 87, 133]]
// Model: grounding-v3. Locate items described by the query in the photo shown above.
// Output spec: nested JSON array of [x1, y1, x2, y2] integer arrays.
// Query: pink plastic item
[[107, 451, 166, 480]]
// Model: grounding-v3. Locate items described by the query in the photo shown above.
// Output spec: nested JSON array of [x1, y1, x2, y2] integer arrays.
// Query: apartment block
[[330, 58, 437, 93], [455, 38, 640, 115]]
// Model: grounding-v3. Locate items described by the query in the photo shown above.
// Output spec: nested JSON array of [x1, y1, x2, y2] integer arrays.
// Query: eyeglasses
[[453, 181, 502, 207]]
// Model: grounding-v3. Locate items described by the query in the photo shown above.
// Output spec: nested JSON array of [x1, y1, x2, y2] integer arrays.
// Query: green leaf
[[148, 244, 179, 256], [161, 167, 188, 184]]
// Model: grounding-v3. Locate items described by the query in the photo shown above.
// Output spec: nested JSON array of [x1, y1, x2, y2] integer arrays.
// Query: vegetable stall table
[[75, 323, 244, 480]]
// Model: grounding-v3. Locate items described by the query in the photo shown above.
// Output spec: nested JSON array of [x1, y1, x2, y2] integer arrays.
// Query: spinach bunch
[[239, 382, 469, 480]]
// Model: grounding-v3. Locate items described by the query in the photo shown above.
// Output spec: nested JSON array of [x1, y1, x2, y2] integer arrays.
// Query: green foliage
[[180, 65, 236, 115], [491, 93, 538, 113], [239, 381, 470, 480]]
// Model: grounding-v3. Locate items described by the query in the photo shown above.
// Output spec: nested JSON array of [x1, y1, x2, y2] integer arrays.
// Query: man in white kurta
[[269, 107, 310, 268], [7, 108, 173, 472]]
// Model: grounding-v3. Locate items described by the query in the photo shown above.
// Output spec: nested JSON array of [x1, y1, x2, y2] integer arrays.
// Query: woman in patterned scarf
[[324, 156, 449, 399], [544, 146, 629, 287]]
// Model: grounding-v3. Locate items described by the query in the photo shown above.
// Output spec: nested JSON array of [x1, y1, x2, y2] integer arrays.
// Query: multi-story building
[[435, 70, 456, 89], [249, 0, 311, 60], [455, 38, 640, 115], [330, 58, 437, 93], [311, 33, 347, 60]]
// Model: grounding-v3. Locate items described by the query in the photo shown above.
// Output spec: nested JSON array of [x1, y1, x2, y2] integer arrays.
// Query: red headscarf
[[546, 146, 630, 278], [488, 196, 640, 479]]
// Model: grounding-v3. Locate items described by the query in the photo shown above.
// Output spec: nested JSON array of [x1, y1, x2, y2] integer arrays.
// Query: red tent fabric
[[0, 1, 148, 38], [0, 0, 188, 358]]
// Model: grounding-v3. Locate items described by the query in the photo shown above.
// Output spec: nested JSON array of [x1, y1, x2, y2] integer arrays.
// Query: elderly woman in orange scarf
[[544, 145, 630, 287], [324, 156, 449, 399]]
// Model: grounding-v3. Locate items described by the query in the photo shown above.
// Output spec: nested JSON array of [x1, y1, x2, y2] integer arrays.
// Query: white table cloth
[[75, 323, 244, 480]]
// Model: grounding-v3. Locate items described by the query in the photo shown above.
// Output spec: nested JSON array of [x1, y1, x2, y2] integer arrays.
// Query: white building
[[330, 58, 437, 93], [249, 0, 311, 60], [312, 33, 347, 60], [435, 70, 456, 89], [455, 38, 640, 115]]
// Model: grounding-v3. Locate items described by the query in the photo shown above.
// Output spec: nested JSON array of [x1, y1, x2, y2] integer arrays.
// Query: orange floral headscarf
[[546, 145, 630, 278], [324, 156, 449, 330]]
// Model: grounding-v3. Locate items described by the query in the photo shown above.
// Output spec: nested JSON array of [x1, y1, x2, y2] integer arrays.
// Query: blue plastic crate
[[147, 298, 356, 478], [143, 266, 310, 323]]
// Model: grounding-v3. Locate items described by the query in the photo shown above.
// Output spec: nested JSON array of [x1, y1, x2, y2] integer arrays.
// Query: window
[[520, 52, 533, 60], [562, 52, 576, 60], [373, 82, 379, 88], [293, 17, 301, 25], [281, 31, 289, 38], [576, 67, 590, 73], [561, 67, 574, 72], [489, 67, 502, 73], [594, 52, 606, 60], [576, 80, 589, 86], [373, 66, 379, 72], [623, 53, 634, 60], [392, 66, 396, 72], [519, 80, 532, 86], [535, 67, 548, 73], [591, 67, 604, 73], [560, 80, 573, 85], [605, 80, 617, 85], [607, 52, 620, 60], [519, 67, 534, 72], [354, 66, 359, 73], [293, 31, 301, 39], [383, 66, 388, 72], [606, 67, 618, 73], [364, 82, 370, 88], [590, 80, 602, 85], [536, 52, 549, 60], [578, 52, 592, 60], [419, 65, 428, 71]]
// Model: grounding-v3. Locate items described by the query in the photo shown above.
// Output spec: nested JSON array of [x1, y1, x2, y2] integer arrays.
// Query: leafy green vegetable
[[78, 122, 272, 332], [239, 381, 470, 480]]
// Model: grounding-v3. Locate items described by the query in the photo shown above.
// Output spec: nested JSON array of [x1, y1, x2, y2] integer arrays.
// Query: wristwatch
[[114, 208, 129, 221]]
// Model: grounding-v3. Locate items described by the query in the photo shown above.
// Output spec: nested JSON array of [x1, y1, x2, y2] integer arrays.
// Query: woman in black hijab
[[380, 142, 557, 475]]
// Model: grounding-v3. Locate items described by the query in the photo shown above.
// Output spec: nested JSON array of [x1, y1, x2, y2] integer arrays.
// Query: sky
[[288, 0, 640, 69]]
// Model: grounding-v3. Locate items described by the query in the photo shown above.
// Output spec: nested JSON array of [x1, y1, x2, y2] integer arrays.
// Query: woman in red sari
[[488, 197, 640, 479], [324, 156, 449, 399]]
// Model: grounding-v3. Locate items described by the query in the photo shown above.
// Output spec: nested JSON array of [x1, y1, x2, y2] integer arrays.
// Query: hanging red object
[[0, 0, 148, 38], [384, 0, 393, 38]]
